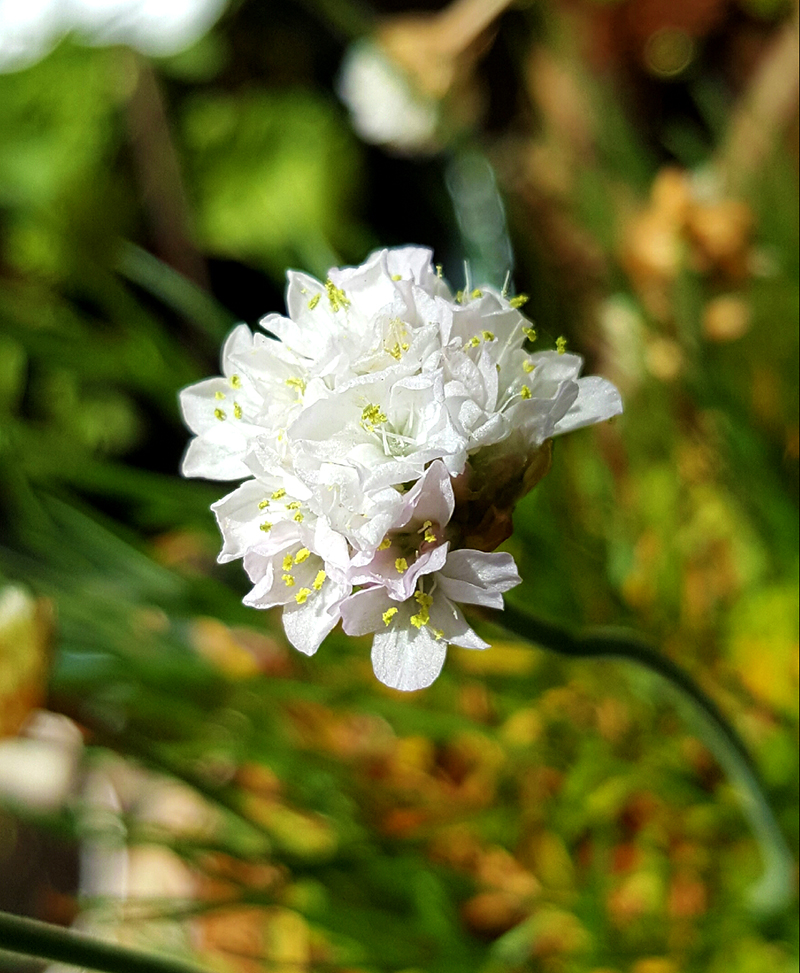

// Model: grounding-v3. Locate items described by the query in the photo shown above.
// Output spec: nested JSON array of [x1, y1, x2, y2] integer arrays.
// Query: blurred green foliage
[[0, 1, 797, 972]]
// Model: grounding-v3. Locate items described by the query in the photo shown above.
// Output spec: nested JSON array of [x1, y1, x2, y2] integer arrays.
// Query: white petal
[[429, 595, 489, 650], [371, 622, 447, 691], [282, 581, 349, 656], [180, 431, 251, 480], [340, 587, 395, 637], [552, 376, 623, 435], [436, 550, 521, 608]]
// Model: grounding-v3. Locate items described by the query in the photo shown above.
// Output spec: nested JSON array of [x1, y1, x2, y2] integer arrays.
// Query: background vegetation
[[0, 0, 797, 971]]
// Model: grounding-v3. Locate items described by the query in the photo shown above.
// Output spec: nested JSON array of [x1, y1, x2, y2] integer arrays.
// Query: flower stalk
[[0, 909, 210, 973]]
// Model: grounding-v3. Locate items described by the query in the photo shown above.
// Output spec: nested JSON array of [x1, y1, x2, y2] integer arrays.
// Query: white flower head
[[180, 246, 623, 688]]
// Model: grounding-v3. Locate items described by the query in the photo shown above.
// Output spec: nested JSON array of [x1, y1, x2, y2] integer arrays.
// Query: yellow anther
[[395, 557, 408, 574], [293, 512, 304, 523], [523, 360, 535, 373], [378, 537, 392, 551], [411, 590, 433, 626], [361, 404, 387, 427], [230, 374, 242, 389], [424, 529, 437, 544], [282, 554, 294, 571], [391, 274, 402, 281], [294, 548, 311, 564], [401, 342, 409, 351], [510, 294, 529, 308], [418, 520, 432, 532], [258, 500, 270, 510], [382, 607, 398, 626], [556, 336, 568, 354], [312, 570, 326, 590], [233, 402, 243, 420], [286, 501, 302, 510], [436, 264, 443, 278], [282, 573, 295, 587], [307, 293, 321, 310], [295, 588, 312, 604], [471, 289, 483, 299], [520, 386, 532, 399], [285, 377, 306, 393], [482, 330, 495, 341], [388, 343, 402, 360], [455, 290, 464, 304], [325, 279, 350, 312], [522, 326, 537, 341], [214, 391, 225, 400], [271, 488, 286, 500], [433, 629, 445, 640], [466, 336, 481, 349], [214, 408, 226, 421], [259, 522, 273, 532]]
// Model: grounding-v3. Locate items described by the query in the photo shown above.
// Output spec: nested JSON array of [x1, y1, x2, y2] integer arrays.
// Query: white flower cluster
[[180, 247, 622, 691]]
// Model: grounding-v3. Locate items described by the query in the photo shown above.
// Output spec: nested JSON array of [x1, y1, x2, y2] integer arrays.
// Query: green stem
[[0, 910, 210, 973], [487, 602, 795, 914]]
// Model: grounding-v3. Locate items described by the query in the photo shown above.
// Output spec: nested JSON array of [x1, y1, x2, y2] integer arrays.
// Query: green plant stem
[[485, 602, 795, 914], [0, 910, 210, 973]]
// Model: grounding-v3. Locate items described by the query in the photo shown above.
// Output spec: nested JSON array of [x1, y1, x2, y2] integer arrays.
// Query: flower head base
[[180, 247, 622, 690]]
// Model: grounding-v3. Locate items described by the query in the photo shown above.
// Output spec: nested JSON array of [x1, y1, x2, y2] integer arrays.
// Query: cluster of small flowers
[[180, 247, 622, 691]]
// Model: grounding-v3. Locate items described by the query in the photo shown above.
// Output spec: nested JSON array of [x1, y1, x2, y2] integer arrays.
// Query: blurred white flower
[[180, 246, 622, 689], [337, 41, 441, 154], [0, 0, 228, 72]]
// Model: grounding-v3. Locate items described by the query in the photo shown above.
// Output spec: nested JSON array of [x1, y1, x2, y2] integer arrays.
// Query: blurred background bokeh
[[0, 0, 797, 971]]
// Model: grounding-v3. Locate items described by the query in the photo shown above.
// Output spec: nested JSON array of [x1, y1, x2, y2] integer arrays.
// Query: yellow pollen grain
[[433, 628, 445, 640], [271, 488, 286, 500], [510, 294, 529, 308], [233, 402, 243, 419], [482, 330, 495, 341], [313, 570, 326, 590], [230, 374, 242, 389], [361, 404, 387, 426], [214, 391, 225, 400], [520, 386, 532, 399], [294, 548, 311, 564], [382, 607, 398, 626], [523, 360, 535, 373], [282, 573, 295, 587], [395, 557, 408, 574], [258, 500, 270, 510], [307, 294, 321, 310], [557, 336, 567, 354], [295, 588, 312, 604], [378, 537, 392, 551], [259, 521, 273, 532], [282, 554, 294, 571], [214, 408, 226, 421], [391, 274, 402, 281], [325, 279, 350, 312], [522, 326, 537, 341]]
